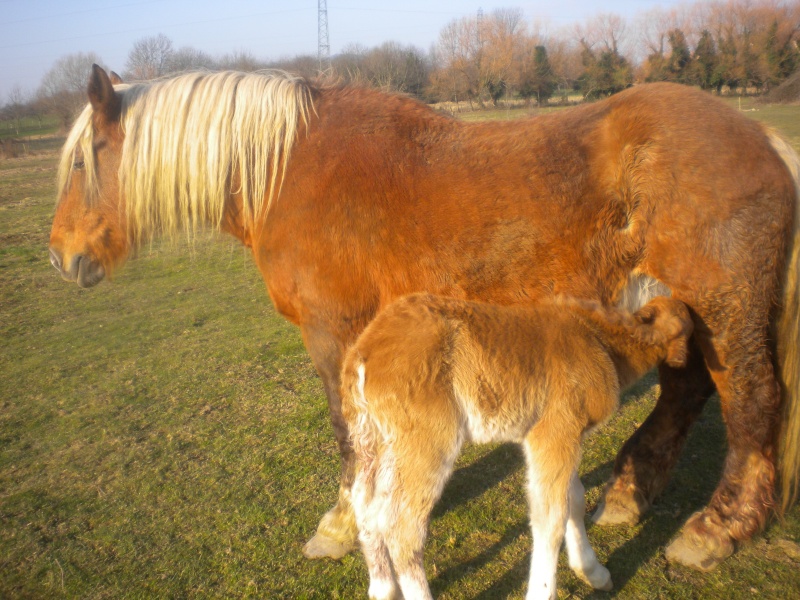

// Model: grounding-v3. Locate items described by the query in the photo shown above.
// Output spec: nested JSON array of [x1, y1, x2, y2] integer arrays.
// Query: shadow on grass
[[430, 519, 530, 598], [432, 444, 523, 520], [599, 397, 726, 591], [428, 395, 727, 597]]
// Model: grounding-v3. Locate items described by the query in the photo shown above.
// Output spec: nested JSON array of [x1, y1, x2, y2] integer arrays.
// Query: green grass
[[2, 100, 800, 599]]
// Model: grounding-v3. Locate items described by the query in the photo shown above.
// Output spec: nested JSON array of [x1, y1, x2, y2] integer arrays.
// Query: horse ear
[[109, 71, 124, 85], [88, 64, 121, 120]]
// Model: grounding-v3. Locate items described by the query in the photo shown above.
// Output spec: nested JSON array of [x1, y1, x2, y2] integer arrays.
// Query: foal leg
[[523, 422, 582, 600], [593, 338, 715, 526], [300, 324, 359, 559], [352, 450, 399, 600], [385, 428, 462, 600], [564, 474, 612, 591]]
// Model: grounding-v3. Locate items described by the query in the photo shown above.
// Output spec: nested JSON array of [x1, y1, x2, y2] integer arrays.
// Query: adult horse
[[50, 65, 800, 572]]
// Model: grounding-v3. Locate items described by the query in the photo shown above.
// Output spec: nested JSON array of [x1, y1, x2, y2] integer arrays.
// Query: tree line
[[3, 0, 799, 131]]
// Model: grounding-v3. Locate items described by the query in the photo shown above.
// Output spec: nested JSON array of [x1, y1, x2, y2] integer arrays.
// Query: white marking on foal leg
[[351, 361, 399, 599], [355, 477, 397, 599], [397, 572, 433, 600], [564, 474, 613, 591], [523, 443, 569, 600]]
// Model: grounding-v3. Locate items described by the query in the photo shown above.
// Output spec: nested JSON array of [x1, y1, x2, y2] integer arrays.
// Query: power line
[[0, 7, 313, 51], [4, 0, 163, 25]]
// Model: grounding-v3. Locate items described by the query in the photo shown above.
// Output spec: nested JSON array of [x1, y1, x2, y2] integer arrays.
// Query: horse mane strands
[[58, 71, 312, 243], [119, 70, 312, 242]]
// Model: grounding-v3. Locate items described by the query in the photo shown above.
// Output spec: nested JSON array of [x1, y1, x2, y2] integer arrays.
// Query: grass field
[[2, 97, 800, 599]]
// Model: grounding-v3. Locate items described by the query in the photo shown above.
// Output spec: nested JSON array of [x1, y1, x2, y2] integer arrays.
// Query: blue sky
[[2, 0, 683, 100]]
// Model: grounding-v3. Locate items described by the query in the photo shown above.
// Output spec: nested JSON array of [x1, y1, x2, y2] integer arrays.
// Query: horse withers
[[49, 65, 800, 571]]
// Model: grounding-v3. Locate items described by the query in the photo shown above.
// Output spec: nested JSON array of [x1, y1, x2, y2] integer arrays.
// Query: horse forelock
[[57, 103, 97, 207], [57, 71, 312, 242]]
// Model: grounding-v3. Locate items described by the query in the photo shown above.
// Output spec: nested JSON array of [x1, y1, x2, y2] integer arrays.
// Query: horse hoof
[[664, 515, 734, 572], [302, 532, 357, 560], [592, 497, 641, 526]]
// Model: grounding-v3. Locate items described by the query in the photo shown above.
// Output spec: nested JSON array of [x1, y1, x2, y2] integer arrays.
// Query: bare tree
[[334, 43, 371, 85], [4, 86, 28, 134], [125, 34, 174, 80], [575, 13, 631, 57], [481, 8, 526, 103], [436, 16, 482, 106], [37, 51, 104, 127], [217, 50, 264, 72], [272, 54, 319, 80], [169, 46, 215, 73]]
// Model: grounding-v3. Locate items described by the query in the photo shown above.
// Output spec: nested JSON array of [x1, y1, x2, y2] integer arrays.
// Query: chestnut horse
[[50, 65, 800, 572]]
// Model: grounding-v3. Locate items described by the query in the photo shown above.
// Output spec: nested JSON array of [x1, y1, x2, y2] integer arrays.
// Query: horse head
[[49, 65, 129, 288]]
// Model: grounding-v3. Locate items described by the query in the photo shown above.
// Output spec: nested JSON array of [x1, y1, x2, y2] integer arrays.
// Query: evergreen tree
[[577, 41, 632, 100], [691, 30, 718, 90], [644, 50, 668, 82], [764, 20, 799, 89], [712, 33, 739, 94], [519, 46, 557, 106], [666, 29, 691, 83]]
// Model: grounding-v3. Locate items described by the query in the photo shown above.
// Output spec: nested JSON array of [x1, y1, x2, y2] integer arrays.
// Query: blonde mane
[[57, 71, 313, 241]]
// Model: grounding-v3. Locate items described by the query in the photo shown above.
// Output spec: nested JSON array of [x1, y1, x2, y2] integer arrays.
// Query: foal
[[341, 293, 693, 600]]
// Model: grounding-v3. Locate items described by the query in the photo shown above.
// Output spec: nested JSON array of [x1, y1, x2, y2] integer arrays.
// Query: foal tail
[[770, 130, 800, 514], [341, 357, 387, 526]]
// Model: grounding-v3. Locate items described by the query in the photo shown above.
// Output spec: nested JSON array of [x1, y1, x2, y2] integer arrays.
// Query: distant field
[[1, 116, 63, 158], [2, 98, 800, 599]]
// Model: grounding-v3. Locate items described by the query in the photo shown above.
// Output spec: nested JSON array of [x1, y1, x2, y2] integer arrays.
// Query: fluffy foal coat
[[341, 294, 693, 600]]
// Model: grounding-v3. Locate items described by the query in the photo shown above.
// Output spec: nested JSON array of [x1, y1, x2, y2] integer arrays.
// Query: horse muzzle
[[49, 247, 106, 288]]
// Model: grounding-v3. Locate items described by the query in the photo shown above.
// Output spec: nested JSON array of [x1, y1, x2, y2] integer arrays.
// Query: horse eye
[[73, 160, 85, 170]]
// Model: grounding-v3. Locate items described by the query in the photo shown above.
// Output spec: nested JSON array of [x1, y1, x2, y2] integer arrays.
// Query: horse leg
[[593, 338, 715, 526], [300, 324, 359, 560], [665, 322, 780, 571], [564, 474, 612, 591]]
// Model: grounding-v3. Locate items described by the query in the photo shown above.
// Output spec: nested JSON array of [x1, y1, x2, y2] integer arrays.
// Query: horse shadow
[[428, 385, 726, 597]]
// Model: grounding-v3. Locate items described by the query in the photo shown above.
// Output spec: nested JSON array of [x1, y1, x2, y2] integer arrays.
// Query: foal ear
[[635, 304, 656, 325], [109, 71, 124, 85], [665, 337, 689, 368], [88, 64, 121, 120]]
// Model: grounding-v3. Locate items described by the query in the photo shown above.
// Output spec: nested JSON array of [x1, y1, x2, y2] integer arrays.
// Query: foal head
[[49, 65, 128, 288], [633, 296, 694, 368]]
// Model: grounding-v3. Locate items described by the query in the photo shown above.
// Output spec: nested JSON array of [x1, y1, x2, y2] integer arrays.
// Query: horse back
[[259, 83, 796, 335]]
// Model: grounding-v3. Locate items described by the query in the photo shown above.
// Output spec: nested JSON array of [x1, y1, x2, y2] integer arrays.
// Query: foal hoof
[[578, 563, 613, 592], [302, 531, 357, 560], [664, 513, 734, 572]]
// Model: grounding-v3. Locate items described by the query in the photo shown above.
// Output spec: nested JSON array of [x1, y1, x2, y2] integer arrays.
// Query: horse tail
[[769, 129, 800, 514]]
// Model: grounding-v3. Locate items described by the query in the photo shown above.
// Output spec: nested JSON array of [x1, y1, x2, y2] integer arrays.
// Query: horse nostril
[[49, 247, 63, 271]]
